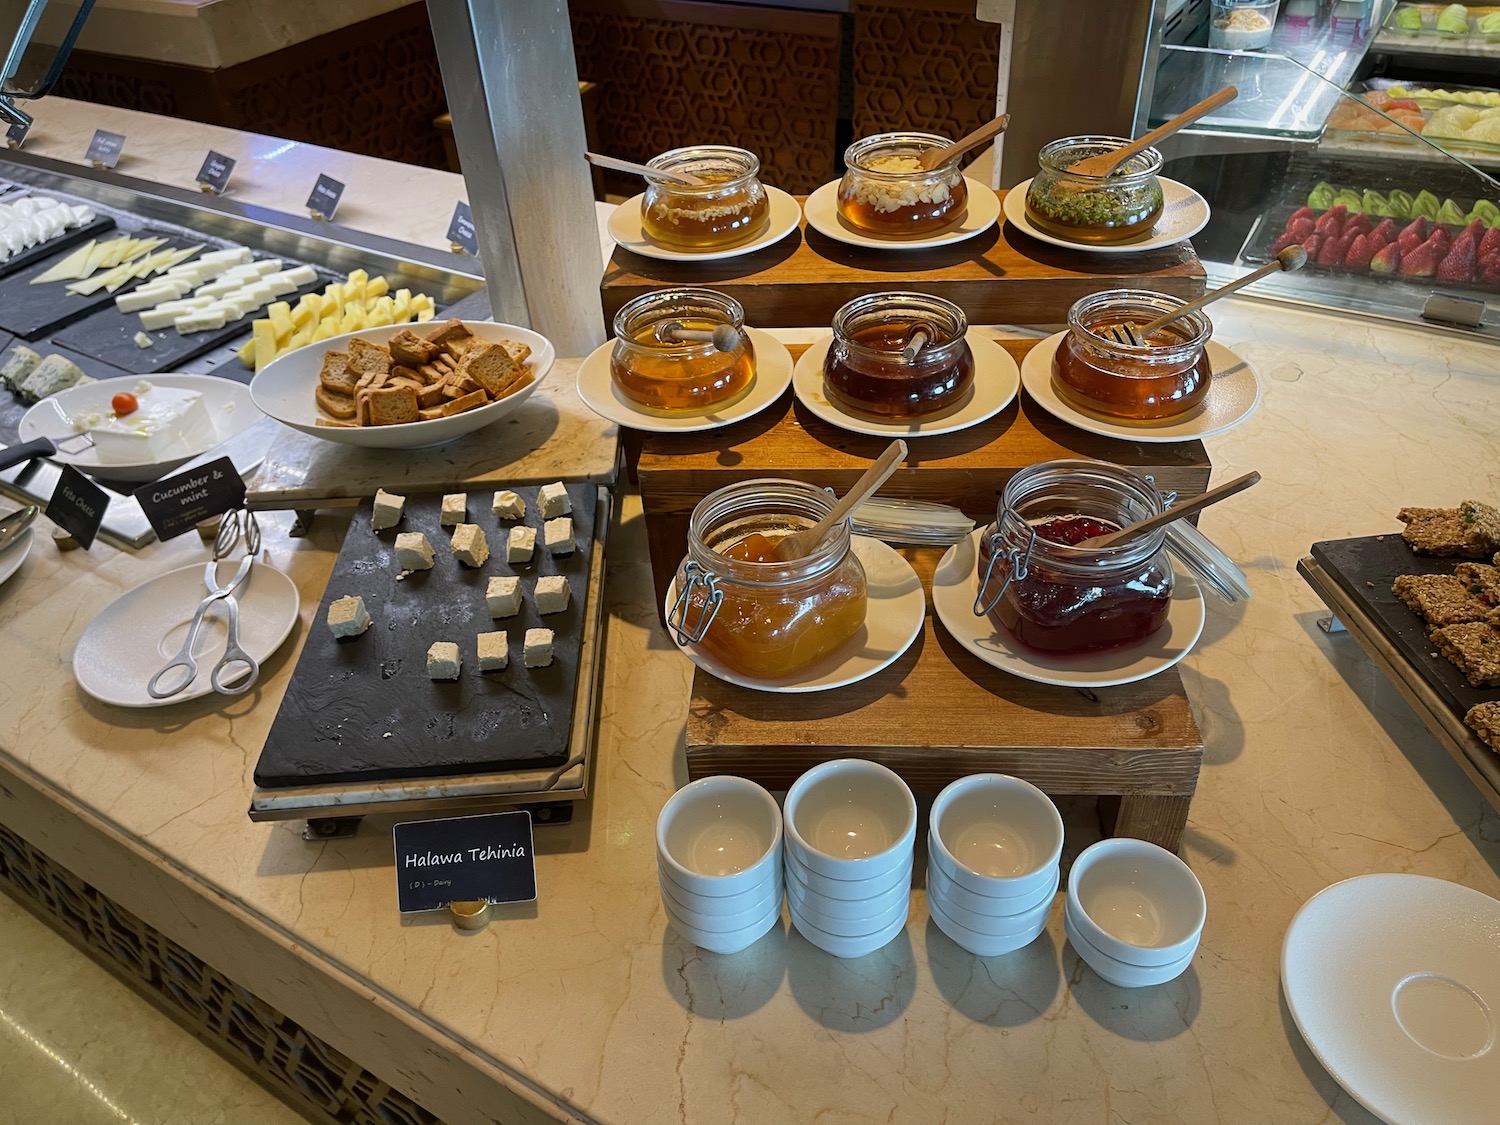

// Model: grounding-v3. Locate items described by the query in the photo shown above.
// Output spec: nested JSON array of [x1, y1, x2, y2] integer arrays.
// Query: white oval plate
[[1002, 177, 1210, 254], [665, 536, 925, 694], [803, 177, 1000, 250], [606, 187, 802, 262], [73, 562, 300, 707], [0, 527, 34, 587], [575, 327, 792, 433], [1021, 332, 1262, 444], [19, 374, 260, 483], [249, 321, 553, 450], [932, 529, 1205, 688], [1282, 874, 1500, 1125], [792, 330, 1019, 438]]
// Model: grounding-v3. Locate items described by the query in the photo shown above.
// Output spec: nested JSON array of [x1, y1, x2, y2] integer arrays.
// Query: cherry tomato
[[111, 392, 139, 416]]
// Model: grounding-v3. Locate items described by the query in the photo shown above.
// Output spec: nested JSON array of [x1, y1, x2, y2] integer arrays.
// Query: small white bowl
[[1064, 903, 1195, 987], [929, 774, 1064, 899], [790, 901, 908, 959], [928, 894, 1049, 958], [927, 863, 1058, 936], [785, 877, 909, 936], [784, 759, 916, 880], [656, 858, 779, 913], [665, 899, 781, 955], [1067, 838, 1206, 967], [659, 875, 781, 933], [657, 775, 783, 898], [925, 850, 1057, 917], [784, 858, 910, 921], [784, 841, 913, 902]]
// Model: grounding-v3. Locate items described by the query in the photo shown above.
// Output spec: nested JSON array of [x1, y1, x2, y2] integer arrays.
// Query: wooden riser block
[[602, 191, 1207, 329]]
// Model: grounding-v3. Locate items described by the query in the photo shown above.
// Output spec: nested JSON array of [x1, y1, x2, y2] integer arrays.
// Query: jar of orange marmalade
[[641, 146, 770, 250], [610, 289, 757, 413], [669, 480, 868, 680]]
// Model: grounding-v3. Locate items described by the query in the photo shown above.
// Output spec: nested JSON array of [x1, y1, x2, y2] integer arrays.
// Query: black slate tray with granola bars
[[254, 483, 596, 787]]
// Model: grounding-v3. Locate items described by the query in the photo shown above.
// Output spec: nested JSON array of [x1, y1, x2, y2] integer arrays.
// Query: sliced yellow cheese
[[287, 325, 314, 350], [269, 312, 295, 347], [339, 308, 366, 333], [32, 240, 96, 284], [252, 320, 277, 370], [366, 303, 393, 328], [311, 319, 337, 343], [364, 275, 389, 300], [267, 301, 291, 322], [416, 307, 435, 322], [346, 268, 368, 288], [236, 336, 257, 366], [291, 301, 319, 330]]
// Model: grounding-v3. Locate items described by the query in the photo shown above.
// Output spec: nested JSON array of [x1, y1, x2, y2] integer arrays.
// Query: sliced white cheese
[[117, 286, 177, 313], [174, 307, 228, 334], [264, 273, 297, 297], [282, 264, 318, 287], [194, 277, 241, 299], [139, 306, 185, 330], [31, 240, 96, 284]]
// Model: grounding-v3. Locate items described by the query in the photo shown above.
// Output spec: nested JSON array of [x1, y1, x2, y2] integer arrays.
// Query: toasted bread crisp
[[426, 318, 478, 355], [318, 350, 358, 394], [1455, 563, 1500, 606], [499, 338, 532, 364], [315, 418, 358, 428], [1398, 500, 1500, 557], [347, 337, 392, 377], [1430, 621, 1500, 687], [1465, 701, 1500, 753], [361, 384, 420, 426], [314, 384, 357, 420], [388, 327, 440, 368], [462, 342, 527, 397], [441, 388, 489, 416], [1392, 574, 1494, 626]]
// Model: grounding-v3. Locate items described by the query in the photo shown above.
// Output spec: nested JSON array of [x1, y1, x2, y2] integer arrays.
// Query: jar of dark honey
[[641, 146, 770, 250], [610, 289, 756, 413], [1053, 290, 1212, 421], [837, 132, 968, 236], [823, 293, 973, 419]]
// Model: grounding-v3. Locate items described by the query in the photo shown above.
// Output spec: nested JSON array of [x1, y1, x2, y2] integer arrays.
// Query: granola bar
[[1393, 574, 1493, 626], [1397, 500, 1500, 558], [1430, 621, 1500, 687], [1454, 563, 1500, 607], [1466, 701, 1500, 753]]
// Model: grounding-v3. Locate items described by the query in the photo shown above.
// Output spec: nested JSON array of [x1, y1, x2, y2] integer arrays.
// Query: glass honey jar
[[1024, 136, 1164, 243], [1053, 290, 1211, 422], [610, 289, 756, 414], [823, 292, 974, 418], [670, 480, 868, 680], [837, 132, 968, 237], [641, 145, 770, 250]]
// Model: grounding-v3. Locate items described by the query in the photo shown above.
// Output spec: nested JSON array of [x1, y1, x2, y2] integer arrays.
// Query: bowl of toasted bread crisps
[[249, 318, 554, 448]]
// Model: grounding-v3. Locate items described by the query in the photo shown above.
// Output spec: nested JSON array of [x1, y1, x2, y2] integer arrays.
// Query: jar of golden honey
[[1024, 136, 1164, 243], [669, 480, 868, 680], [1053, 290, 1211, 421], [837, 132, 967, 237], [641, 146, 770, 250], [824, 292, 973, 418], [610, 289, 757, 413]]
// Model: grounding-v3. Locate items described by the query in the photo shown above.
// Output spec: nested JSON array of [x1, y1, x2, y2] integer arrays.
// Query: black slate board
[[0, 211, 116, 282], [1310, 534, 1499, 724], [255, 484, 597, 788]]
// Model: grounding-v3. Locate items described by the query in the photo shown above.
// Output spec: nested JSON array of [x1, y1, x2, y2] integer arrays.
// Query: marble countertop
[[2, 296, 1499, 1123]]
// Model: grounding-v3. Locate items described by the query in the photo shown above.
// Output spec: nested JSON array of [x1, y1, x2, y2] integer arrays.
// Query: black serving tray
[[0, 210, 116, 283], [255, 484, 598, 788]]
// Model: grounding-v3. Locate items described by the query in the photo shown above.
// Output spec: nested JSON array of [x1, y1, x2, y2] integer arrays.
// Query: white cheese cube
[[139, 305, 191, 330], [370, 488, 404, 530], [395, 532, 435, 572], [227, 259, 281, 280], [534, 575, 570, 616], [507, 525, 536, 564], [264, 273, 298, 297], [175, 307, 228, 334], [477, 630, 508, 672], [199, 247, 253, 266], [440, 493, 467, 525], [194, 277, 240, 299], [543, 517, 574, 556], [116, 286, 177, 313], [537, 482, 571, 519], [523, 628, 554, 669], [327, 595, 372, 638], [451, 523, 489, 567], [491, 490, 526, 520], [283, 264, 319, 286], [426, 641, 461, 680], [133, 331, 153, 349], [486, 576, 521, 618]]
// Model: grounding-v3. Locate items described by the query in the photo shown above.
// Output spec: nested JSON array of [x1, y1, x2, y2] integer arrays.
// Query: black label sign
[[132, 457, 246, 542], [195, 150, 236, 194], [45, 465, 107, 550], [446, 200, 478, 255], [306, 174, 345, 221], [394, 810, 537, 913], [6, 120, 29, 149], [85, 129, 126, 168]]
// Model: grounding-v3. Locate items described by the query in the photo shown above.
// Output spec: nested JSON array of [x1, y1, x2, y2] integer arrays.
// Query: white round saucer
[[574, 327, 792, 433], [1002, 177, 1210, 254], [1020, 333, 1262, 444], [931, 529, 1205, 688], [792, 330, 1019, 438], [665, 536, 925, 694], [606, 187, 802, 262], [0, 527, 34, 587], [803, 177, 1000, 250]]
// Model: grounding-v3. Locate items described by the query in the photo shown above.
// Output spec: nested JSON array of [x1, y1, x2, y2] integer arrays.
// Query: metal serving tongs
[[146, 509, 262, 699]]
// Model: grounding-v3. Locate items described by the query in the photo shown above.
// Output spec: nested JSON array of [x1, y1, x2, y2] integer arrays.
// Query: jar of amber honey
[[1024, 136, 1164, 243], [641, 146, 770, 250], [837, 132, 967, 237], [1053, 290, 1211, 421], [610, 289, 757, 413], [669, 480, 868, 680], [824, 292, 973, 418]]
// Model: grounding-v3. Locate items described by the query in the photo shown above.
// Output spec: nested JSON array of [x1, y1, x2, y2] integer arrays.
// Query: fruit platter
[[1381, 2, 1500, 41], [1328, 85, 1500, 153]]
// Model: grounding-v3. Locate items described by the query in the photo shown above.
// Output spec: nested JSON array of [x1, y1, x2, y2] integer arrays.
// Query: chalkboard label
[[132, 457, 246, 542], [447, 201, 478, 255], [45, 465, 107, 550], [306, 174, 345, 221], [6, 120, 29, 149], [195, 150, 236, 194], [85, 129, 126, 169], [393, 810, 537, 913]]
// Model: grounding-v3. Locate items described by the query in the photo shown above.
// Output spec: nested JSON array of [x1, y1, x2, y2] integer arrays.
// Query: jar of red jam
[[1053, 290, 1212, 422], [823, 292, 973, 418], [974, 461, 1176, 655]]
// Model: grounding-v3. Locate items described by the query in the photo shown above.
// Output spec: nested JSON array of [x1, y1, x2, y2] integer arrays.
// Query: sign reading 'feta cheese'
[[45, 465, 107, 550], [394, 810, 537, 913], [195, 150, 236, 194], [85, 129, 126, 169], [5, 120, 29, 149], [132, 456, 246, 542], [446, 200, 479, 255], [306, 174, 345, 221]]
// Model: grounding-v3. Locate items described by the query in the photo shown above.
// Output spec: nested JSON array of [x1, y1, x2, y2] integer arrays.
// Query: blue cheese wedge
[[371, 488, 405, 530], [477, 630, 508, 672], [17, 354, 88, 403], [486, 575, 521, 617], [440, 492, 468, 526], [523, 628, 554, 668], [543, 517, 574, 556], [426, 641, 461, 680], [507, 525, 536, 564], [0, 346, 41, 391], [327, 595, 372, 638], [451, 523, 489, 567], [538, 481, 570, 519], [395, 531, 435, 572], [534, 575, 570, 616], [491, 489, 526, 520]]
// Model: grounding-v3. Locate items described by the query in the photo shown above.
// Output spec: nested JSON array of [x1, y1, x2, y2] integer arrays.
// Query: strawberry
[[1399, 238, 1442, 278], [1429, 227, 1452, 254], [1270, 231, 1301, 256], [1479, 225, 1500, 262], [1437, 236, 1478, 283], [1314, 205, 1347, 237], [1344, 233, 1377, 271], [1318, 231, 1353, 267], [1397, 217, 1428, 251], [1463, 219, 1486, 244], [1369, 218, 1398, 246], [1289, 216, 1317, 239], [1288, 206, 1316, 225], [1370, 242, 1402, 275], [1344, 214, 1373, 238], [1301, 233, 1323, 258], [1481, 263, 1500, 288]]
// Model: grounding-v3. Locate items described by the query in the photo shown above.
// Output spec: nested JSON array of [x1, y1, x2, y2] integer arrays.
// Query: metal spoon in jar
[[584, 151, 705, 186], [1107, 245, 1307, 346], [1077, 471, 1260, 548], [655, 320, 743, 352], [773, 439, 908, 561]]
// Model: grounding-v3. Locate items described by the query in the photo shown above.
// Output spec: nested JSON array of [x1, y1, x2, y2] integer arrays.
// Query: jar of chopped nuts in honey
[[641, 146, 770, 250], [837, 132, 968, 237]]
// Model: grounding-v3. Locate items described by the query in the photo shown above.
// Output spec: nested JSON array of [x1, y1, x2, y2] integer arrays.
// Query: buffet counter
[[2, 105, 1499, 1125]]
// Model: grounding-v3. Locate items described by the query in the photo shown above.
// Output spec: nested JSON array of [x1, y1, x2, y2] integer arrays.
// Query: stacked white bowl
[[656, 775, 784, 954], [1064, 837, 1206, 987], [783, 759, 917, 958], [926, 774, 1064, 957]]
